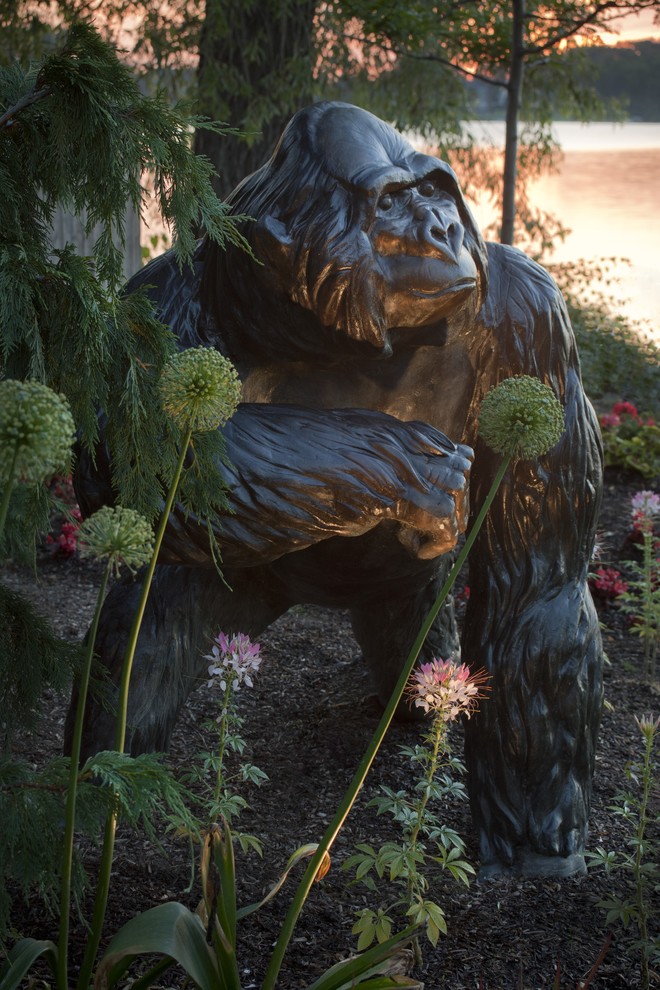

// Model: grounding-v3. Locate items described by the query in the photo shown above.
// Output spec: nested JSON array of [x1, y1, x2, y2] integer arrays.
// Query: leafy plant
[[95, 820, 422, 990], [586, 715, 659, 990], [550, 260, 660, 425], [598, 403, 660, 482], [0, 345, 242, 987], [346, 659, 488, 963], [619, 491, 660, 678], [174, 630, 268, 855]]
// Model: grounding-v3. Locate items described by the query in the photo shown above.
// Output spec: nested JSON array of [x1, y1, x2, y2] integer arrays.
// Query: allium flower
[[0, 379, 75, 484], [77, 505, 154, 576], [205, 631, 262, 691], [478, 375, 565, 460], [159, 347, 241, 432], [407, 657, 489, 721]]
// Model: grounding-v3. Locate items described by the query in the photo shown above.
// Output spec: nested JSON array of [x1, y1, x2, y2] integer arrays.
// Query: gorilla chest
[[239, 341, 476, 440]]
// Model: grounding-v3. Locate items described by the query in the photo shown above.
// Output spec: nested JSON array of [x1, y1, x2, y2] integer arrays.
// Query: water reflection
[[468, 122, 660, 341]]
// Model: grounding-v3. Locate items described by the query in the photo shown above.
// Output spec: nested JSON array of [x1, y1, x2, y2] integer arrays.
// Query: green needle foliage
[[0, 19, 247, 531], [0, 19, 248, 954]]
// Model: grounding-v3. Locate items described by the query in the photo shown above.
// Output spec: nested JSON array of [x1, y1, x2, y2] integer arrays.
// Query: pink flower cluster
[[590, 567, 628, 600], [407, 657, 489, 721], [631, 490, 660, 535], [599, 401, 656, 431], [205, 632, 262, 691], [46, 518, 81, 556], [46, 474, 83, 557]]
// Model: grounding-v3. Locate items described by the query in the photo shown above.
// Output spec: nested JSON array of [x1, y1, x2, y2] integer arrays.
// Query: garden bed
[[2, 467, 658, 989]]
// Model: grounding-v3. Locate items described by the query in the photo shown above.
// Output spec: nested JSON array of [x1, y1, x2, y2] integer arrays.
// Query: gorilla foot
[[478, 850, 587, 881]]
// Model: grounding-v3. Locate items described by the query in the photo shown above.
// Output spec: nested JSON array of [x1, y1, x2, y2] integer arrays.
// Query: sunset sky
[[601, 7, 660, 43]]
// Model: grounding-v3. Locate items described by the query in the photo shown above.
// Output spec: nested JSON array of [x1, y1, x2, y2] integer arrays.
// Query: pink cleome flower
[[407, 657, 490, 721], [631, 490, 660, 536], [205, 632, 262, 691]]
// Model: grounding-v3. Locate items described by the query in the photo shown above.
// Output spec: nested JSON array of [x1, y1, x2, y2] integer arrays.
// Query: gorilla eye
[[378, 193, 393, 211], [418, 179, 437, 197]]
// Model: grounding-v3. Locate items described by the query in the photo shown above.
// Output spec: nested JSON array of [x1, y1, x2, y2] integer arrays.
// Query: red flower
[[612, 401, 639, 419], [590, 567, 628, 600]]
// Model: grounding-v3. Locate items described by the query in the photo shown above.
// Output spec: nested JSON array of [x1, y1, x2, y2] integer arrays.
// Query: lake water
[[467, 121, 660, 344]]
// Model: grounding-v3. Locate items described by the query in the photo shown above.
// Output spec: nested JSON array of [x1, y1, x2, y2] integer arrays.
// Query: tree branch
[[0, 84, 51, 129], [523, 0, 660, 56], [343, 31, 510, 90]]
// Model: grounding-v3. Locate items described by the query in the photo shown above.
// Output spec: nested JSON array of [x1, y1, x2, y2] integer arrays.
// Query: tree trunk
[[500, 0, 525, 245], [193, 0, 317, 200]]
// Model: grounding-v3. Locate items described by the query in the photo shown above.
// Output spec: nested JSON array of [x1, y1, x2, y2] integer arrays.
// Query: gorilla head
[[203, 102, 488, 358]]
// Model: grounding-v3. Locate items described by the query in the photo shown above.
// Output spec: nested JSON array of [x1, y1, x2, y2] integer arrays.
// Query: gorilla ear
[[253, 215, 296, 282]]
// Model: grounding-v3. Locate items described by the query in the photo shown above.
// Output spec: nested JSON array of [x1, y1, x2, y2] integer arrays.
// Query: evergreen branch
[[0, 84, 51, 129]]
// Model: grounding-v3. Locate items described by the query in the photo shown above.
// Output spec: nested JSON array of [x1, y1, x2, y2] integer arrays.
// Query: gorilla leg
[[65, 564, 291, 759], [349, 560, 460, 710], [463, 592, 603, 878]]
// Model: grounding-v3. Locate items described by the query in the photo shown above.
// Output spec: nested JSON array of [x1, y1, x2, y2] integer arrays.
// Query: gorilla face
[[219, 102, 488, 353], [369, 175, 479, 328]]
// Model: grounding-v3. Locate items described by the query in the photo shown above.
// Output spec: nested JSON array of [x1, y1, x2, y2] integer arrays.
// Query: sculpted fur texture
[[69, 102, 603, 878]]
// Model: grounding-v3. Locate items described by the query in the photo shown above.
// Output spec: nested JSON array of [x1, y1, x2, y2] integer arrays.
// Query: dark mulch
[[2, 468, 658, 989]]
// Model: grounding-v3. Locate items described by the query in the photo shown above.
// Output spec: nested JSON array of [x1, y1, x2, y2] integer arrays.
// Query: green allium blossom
[[77, 505, 154, 576], [478, 375, 565, 459], [159, 347, 241, 432], [0, 379, 75, 484]]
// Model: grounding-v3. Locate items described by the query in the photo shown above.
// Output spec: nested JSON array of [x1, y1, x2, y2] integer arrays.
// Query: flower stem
[[634, 724, 654, 990], [407, 717, 445, 968], [214, 681, 233, 806], [0, 446, 19, 540], [640, 529, 655, 678], [262, 455, 511, 990], [76, 430, 192, 990], [57, 563, 111, 989]]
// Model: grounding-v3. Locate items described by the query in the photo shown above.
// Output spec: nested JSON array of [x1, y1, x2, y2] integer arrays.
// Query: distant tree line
[[575, 39, 660, 121], [470, 39, 660, 122]]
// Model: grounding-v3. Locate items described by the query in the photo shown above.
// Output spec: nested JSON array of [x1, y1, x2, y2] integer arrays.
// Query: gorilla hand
[[158, 403, 472, 567], [387, 420, 473, 559]]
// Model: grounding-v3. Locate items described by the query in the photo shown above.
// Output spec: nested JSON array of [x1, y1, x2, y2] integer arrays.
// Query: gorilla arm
[[159, 403, 473, 567], [462, 243, 604, 873]]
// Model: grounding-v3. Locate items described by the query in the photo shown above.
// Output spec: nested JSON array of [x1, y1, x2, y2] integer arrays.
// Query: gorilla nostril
[[430, 222, 453, 243]]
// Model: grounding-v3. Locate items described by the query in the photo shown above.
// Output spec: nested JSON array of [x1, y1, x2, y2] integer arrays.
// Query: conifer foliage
[[0, 20, 244, 529], [0, 20, 244, 945]]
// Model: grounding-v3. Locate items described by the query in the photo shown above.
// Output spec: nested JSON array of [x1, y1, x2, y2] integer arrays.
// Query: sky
[[601, 7, 660, 43]]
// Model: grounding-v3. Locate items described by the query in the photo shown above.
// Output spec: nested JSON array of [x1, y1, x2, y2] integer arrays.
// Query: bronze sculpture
[[69, 102, 603, 879]]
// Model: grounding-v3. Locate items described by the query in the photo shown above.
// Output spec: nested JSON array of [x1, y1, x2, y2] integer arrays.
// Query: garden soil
[[2, 467, 659, 990]]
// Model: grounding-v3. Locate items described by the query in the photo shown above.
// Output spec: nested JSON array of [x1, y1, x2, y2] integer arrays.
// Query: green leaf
[[95, 902, 226, 990], [236, 842, 324, 920], [305, 925, 419, 990], [0, 939, 58, 990]]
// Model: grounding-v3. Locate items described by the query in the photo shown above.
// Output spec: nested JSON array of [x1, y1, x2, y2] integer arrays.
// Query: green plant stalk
[[640, 529, 656, 678], [262, 455, 511, 990], [406, 715, 446, 967], [214, 681, 234, 807], [0, 446, 19, 538], [57, 563, 111, 990], [76, 429, 192, 990], [633, 725, 654, 990]]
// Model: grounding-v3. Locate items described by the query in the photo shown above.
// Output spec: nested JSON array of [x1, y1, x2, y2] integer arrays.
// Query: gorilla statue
[[69, 102, 603, 879]]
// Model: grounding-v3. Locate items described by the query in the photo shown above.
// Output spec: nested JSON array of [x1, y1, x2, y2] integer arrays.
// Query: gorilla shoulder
[[482, 241, 568, 334]]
